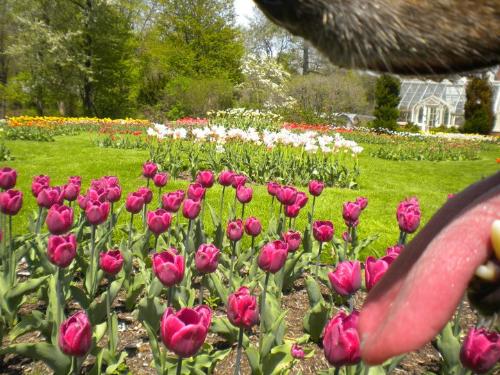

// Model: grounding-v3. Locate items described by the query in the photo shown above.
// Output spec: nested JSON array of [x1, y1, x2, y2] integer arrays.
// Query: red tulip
[[460, 328, 500, 374], [182, 199, 201, 219], [323, 310, 361, 367], [99, 249, 124, 275], [267, 181, 281, 197], [226, 219, 244, 242], [187, 183, 205, 201], [227, 287, 259, 329], [58, 311, 92, 357], [231, 174, 247, 188], [147, 209, 172, 235], [342, 201, 362, 228], [85, 199, 110, 225], [126, 192, 145, 214], [160, 305, 212, 358], [244, 217, 262, 237], [295, 192, 308, 208], [0, 167, 17, 190], [365, 256, 396, 291], [276, 185, 297, 205], [47, 234, 77, 268], [356, 196, 368, 210], [308, 180, 325, 197], [385, 244, 404, 257], [396, 197, 421, 234], [152, 249, 184, 287], [68, 176, 82, 186], [196, 170, 215, 188], [142, 161, 158, 179], [291, 343, 305, 359], [0, 189, 22, 215], [236, 185, 252, 204], [218, 170, 234, 186], [195, 244, 220, 274], [106, 185, 121, 203], [284, 204, 300, 218], [63, 183, 80, 202], [282, 230, 301, 252], [312, 220, 334, 242], [32, 175, 50, 197], [328, 261, 362, 296], [37, 186, 63, 208], [153, 172, 168, 188], [162, 190, 184, 213], [46, 204, 73, 234], [258, 240, 288, 273], [137, 187, 153, 204]]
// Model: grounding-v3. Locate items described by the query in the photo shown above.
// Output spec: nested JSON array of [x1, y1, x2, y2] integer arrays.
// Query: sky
[[234, 0, 257, 26]]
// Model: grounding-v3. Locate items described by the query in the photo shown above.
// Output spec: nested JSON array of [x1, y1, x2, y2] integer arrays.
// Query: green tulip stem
[[201, 196, 206, 226], [90, 224, 97, 297], [8, 214, 14, 286], [185, 219, 192, 256], [269, 195, 275, 218], [309, 196, 316, 233], [55, 267, 65, 328], [127, 214, 134, 253], [259, 272, 270, 352], [398, 231, 407, 246], [288, 217, 292, 231], [154, 234, 159, 252], [334, 367, 340, 375], [176, 357, 182, 375], [232, 191, 237, 219], [158, 187, 162, 208], [219, 186, 226, 222], [167, 286, 174, 307], [241, 203, 245, 219], [315, 241, 323, 282], [106, 277, 115, 356], [351, 226, 358, 251], [35, 206, 43, 234], [71, 356, 78, 375], [108, 202, 114, 247], [233, 326, 244, 375], [198, 275, 204, 305], [229, 240, 236, 287], [249, 236, 255, 264]]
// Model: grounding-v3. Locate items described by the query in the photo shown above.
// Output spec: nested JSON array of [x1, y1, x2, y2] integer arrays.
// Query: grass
[[4, 133, 499, 258]]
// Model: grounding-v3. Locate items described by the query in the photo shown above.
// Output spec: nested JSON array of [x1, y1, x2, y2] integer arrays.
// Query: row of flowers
[[4, 116, 151, 129]]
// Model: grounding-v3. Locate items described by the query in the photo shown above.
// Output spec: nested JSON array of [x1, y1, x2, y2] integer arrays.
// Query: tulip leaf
[[304, 276, 324, 307], [302, 227, 312, 253], [436, 322, 461, 371], [88, 278, 124, 325], [136, 295, 165, 332], [5, 276, 49, 313], [211, 316, 249, 346], [9, 310, 50, 341], [262, 343, 294, 375], [245, 346, 263, 375], [261, 310, 287, 358], [303, 300, 329, 343], [206, 271, 228, 304], [143, 321, 164, 374], [148, 277, 164, 298], [194, 218, 206, 250]]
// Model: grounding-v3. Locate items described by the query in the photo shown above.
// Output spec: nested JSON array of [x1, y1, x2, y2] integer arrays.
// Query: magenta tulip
[[187, 183, 206, 201], [196, 170, 215, 188], [0, 189, 22, 215], [236, 185, 253, 204], [47, 234, 77, 268], [106, 185, 122, 203], [328, 261, 362, 296], [342, 231, 352, 243], [195, 244, 220, 274], [85, 199, 110, 225], [46, 204, 73, 234], [58, 311, 92, 357], [313, 220, 334, 242], [356, 196, 368, 210], [32, 175, 50, 197], [152, 249, 185, 287], [77, 194, 88, 210], [244, 217, 262, 237], [137, 187, 153, 204], [147, 209, 172, 235], [291, 343, 305, 360], [282, 230, 302, 252], [226, 219, 244, 242], [63, 183, 80, 202], [295, 192, 308, 208], [182, 199, 201, 219], [160, 305, 212, 358], [162, 190, 184, 213], [396, 197, 421, 234], [308, 180, 325, 197], [86, 187, 107, 203], [258, 240, 288, 273], [267, 181, 281, 197], [365, 256, 396, 291], [68, 176, 82, 186], [460, 328, 500, 374], [276, 185, 297, 205], [125, 192, 145, 214], [153, 172, 168, 188], [323, 310, 361, 367], [342, 201, 362, 228], [227, 287, 259, 329], [218, 170, 234, 186], [37, 186, 63, 208], [99, 250, 124, 275], [102, 175, 119, 187], [231, 174, 247, 188], [386, 244, 404, 257], [142, 161, 158, 179], [0, 167, 17, 190], [284, 204, 300, 218]]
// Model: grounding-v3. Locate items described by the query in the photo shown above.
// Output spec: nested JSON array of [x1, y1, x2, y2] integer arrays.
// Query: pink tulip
[[137, 187, 153, 204], [68, 176, 82, 186], [147, 209, 172, 235], [182, 199, 201, 219], [86, 187, 107, 203], [244, 217, 262, 237], [365, 256, 396, 291], [160, 305, 211, 358], [47, 234, 77, 268], [46, 204, 73, 235], [58, 311, 92, 357], [328, 261, 362, 296], [162, 190, 184, 213], [396, 197, 421, 234], [276, 185, 297, 205], [226, 219, 244, 242], [106, 185, 122, 203], [231, 174, 247, 188], [85, 199, 110, 225], [196, 170, 215, 188], [218, 170, 234, 186], [460, 328, 500, 374], [313, 220, 334, 242], [236, 185, 252, 204], [356, 196, 368, 210], [342, 201, 362, 227], [227, 287, 259, 329], [295, 192, 308, 208], [32, 175, 50, 197], [77, 194, 88, 210], [386, 244, 404, 257], [282, 230, 302, 252], [142, 161, 158, 179], [323, 310, 361, 367], [187, 183, 206, 201], [267, 181, 281, 197], [342, 231, 352, 243], [99, 249, 124, 275], [153, 172, 168, 188], [0, 167, 17, 190], [284, 204, 300, 218], [63, 183, 80, 202], [102, 176, 119, 187], [291, 343, 305, 359], [195, 244, 220, 274], [0, 189, 22, 215], [258, 240, 288, 273], [37, 186, 63, 208], [308, 180, 325, 197], [126, 192, 145, 214], [152, 249, 184, 287]]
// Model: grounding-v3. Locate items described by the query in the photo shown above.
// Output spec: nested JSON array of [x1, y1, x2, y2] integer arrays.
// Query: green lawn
[[4, 134, 499, 258]]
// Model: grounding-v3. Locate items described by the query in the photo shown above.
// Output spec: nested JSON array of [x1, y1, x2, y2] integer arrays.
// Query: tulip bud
[[295, 192, 308, 208], [0, 189, 22, 215], [32, 175, 50, 197], [282, 230, 302, 252], [182, 199, 201, 219], [226, 219, 244, 242], [313, 220, 334, 242], [187, 183, 206, 201], [99, 249, 124, 275], [227, 287, 259, 329], [218, 170, 234, 186], [267, 181, 281, 197], [276, 185, 297, 205], [37, 186, 63, 208], [342, 231, 352, 243], [137, 187, 153, 204], [342, 201, 362, 228], [308, 180, 325, 197], [63, 183, 80, 202], [142, 161, 158, 179], [195, 244, 220, 274], [47, 234, 77, 268], [153, 172, 168, 188], [365, 256, 396, 291], [356, 196, 368, 210], [231, 174, 247, 188], [152, 249, 185, 287], [162, 190, 184, 213], [196, 170, 215, 188], [58, 311, 92, 357], [328, 261, 362, 296], [258, 240, 288, 273], [147, 209, 172, 235], [284, 204, 300, 218], [46, 204, 74, 235], [323, 310, 361, 367], [0, 167, 17, 190], [106, 185, 122, 203], [244, 217, 262, 237], [396, 197, 421, 234], [291, 343, 305, 360], [125, 192, 145, 214], [236, 185, 253, 204], [85, 199, 110, 225], [460, 328, 500, 374], [160, 305, 212, 358]]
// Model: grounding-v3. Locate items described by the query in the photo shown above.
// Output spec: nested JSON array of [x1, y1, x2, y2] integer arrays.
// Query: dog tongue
[[359, 173, 500, 365]]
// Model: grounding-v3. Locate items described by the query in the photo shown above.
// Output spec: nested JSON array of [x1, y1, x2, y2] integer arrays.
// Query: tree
[[373, 74, 400, 130], [463, 77, 493, 134]]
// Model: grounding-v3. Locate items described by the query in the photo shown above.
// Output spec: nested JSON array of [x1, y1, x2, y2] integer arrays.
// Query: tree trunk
[[82, 0, 94, 116], [302, 41, 309, 75], [0, 0, 8, 118]]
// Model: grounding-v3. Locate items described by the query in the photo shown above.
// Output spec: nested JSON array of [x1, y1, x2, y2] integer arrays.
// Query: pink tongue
[[359, 175, 500, 365]]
